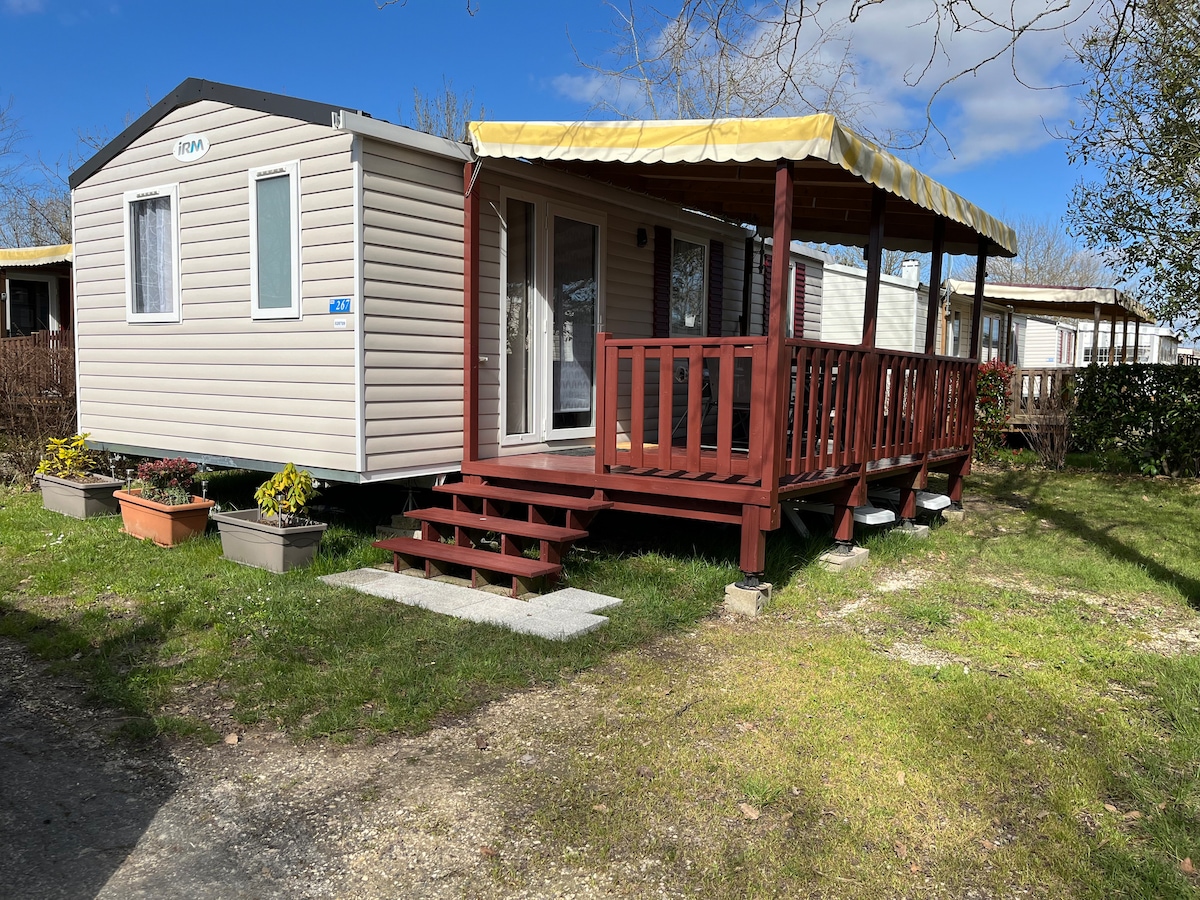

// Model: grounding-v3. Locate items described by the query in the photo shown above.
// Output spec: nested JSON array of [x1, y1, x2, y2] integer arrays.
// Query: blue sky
[[5, 0, 1092, 228]]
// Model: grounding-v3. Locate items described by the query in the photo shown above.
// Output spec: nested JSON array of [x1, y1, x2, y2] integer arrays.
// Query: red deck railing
[[595, 332, 975, 486], [595, 335, 769, 479]]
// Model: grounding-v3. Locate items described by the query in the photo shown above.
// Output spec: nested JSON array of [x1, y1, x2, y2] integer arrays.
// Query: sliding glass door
[[500, 198, 602, 444], [549, 214, 599, 437]]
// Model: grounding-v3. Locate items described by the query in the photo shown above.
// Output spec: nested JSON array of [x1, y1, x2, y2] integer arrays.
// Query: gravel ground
[[0, 638, 661, 900]]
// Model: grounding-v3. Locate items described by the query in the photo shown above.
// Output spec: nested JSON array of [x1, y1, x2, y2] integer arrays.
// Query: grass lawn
[[2, 464, 1199, 896]]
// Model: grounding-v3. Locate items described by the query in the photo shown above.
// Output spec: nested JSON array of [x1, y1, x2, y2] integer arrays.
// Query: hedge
[[1073, 364, 1200, 477]]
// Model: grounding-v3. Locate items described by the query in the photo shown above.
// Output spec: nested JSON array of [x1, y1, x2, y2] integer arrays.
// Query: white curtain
[[131, 196, 173, 314]]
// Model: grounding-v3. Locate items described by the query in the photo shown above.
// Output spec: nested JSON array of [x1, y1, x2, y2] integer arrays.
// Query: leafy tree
[[1067, 0, 1200, 331]]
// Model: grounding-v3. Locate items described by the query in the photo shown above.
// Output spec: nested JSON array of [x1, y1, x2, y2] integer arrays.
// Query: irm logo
[[173, 133, 210, 162]]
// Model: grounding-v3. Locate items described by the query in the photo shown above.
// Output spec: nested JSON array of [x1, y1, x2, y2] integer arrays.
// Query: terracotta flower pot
[[114, 489, 215, 547]]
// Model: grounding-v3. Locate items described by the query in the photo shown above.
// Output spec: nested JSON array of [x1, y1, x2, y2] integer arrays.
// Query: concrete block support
[[724, 581, 772, 616], [942, 506, 966, 524], [897, 522, 932, 540], [818, 545, 870, 572]]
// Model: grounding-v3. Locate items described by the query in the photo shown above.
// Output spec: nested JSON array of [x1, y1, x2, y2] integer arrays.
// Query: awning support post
[[968, 240, 987, 361], [761, 159, 794, 507], [861, 188, 886, 350], [923, 219, 945, 356]]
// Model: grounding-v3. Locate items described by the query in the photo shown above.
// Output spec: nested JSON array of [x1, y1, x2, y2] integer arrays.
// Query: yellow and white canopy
[[469, 115, 1016, 258], [0, 244, 73, 266], [945, 280, 1153, 323]]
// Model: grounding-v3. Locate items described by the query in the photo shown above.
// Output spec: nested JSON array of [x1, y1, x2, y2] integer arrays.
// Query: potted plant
[[114, 457, 215, 547], [35, 433, 124, 519], [211, 463, 327, 572]]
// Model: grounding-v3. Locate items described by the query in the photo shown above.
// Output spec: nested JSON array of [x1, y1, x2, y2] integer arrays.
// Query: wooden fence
[[0, 330, 76, 436]]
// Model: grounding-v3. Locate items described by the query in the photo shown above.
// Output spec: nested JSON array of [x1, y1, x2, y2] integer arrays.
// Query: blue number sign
[[329, 298, 352, 314]]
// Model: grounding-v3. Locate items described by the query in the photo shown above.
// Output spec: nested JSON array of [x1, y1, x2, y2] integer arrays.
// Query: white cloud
[[4, 0, 45, 14], [815, 0, 1098, 170], [552, 0, 1102, 171]]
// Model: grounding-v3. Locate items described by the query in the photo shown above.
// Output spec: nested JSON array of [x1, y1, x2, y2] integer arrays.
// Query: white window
[[124, 184, 180, 324], [249, 161, 301, 319], [669, 237, 706, 337]]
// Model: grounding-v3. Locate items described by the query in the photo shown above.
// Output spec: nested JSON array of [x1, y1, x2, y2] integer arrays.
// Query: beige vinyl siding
[[745, 248, 822, 338], [800, 257, 823, 338], [819, 264, 922, 351], [478, 159, 749, 458], [360, 137, 466, 475], [1021, 317, 1065, 367], [73, 100, 358, 473]]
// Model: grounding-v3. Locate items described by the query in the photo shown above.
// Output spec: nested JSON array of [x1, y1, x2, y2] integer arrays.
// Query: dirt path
[[0, 638, 652, 900]]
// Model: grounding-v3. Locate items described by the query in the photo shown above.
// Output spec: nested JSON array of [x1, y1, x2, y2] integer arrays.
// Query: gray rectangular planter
[[212, 508, 328, 573], [38, 473, 124, 519]]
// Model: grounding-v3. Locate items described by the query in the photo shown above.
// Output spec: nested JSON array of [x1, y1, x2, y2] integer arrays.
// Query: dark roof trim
[[69, 78, 350, 189]]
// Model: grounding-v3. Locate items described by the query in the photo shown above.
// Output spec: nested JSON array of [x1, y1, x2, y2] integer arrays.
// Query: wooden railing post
[[594, 331, 612, 474]]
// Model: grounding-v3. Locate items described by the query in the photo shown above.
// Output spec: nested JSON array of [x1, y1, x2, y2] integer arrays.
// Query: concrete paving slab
[[320, 568, 612, 640], [528, 587, 622, 614], [319, 567, 391, 588]]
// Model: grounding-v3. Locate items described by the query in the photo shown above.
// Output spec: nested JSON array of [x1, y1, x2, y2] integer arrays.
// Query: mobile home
[[72, 79, 1017, 584]]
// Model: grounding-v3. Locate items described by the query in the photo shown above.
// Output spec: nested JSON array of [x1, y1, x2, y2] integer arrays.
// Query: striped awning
[[945, 280, 1153, 323], [469, 116, 1016, 258], [0, 244, 73, 266]]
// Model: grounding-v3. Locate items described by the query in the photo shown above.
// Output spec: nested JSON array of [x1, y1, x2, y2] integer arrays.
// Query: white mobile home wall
[[71, 82, 474, 483], [820, 263, 929, 352], [73, 99, 361, 477]]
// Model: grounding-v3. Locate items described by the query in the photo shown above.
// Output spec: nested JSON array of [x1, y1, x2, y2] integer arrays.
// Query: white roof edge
[[334, 110, 472, 163], [823, 260, 922, 290]]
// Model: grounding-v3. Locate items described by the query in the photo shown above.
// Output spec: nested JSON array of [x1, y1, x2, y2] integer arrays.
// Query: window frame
[[123, 183, 181, 325], [668, 234, 707, 338], [249, 160, 302, 320]]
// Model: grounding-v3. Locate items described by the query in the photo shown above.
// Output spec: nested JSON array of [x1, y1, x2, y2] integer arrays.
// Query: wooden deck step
[[406, 507, 588, 543], [372, 536, 561, 598], [435, 481, 612, 513]]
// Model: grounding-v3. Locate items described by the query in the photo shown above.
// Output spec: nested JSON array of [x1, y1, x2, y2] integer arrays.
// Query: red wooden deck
[[457, 151, 995, 579]]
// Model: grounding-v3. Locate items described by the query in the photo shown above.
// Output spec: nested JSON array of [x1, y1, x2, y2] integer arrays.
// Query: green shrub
[[34, 433, 97, 480], [253, 462, 319, 526], [1073, 364, 1200, 477], [974, 359, 1015, 462]]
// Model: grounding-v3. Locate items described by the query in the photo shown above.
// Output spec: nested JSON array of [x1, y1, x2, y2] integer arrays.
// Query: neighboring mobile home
[[1076, 321, 1180, 365], [820, 259, 932, 351], [0, 244, 73, 338], [72, 79, 1017, 585]]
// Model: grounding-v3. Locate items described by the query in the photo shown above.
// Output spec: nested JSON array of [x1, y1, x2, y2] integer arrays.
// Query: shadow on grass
[[581, 509, 831, 593], [986, 470, 1200, 607], [904, 659, 1200, 899], [0, 630, 182, 899]]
